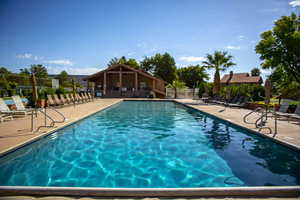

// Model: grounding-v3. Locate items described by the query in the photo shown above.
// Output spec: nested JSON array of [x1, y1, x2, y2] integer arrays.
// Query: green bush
[[44, 88, 55, 95], [55, 87, 68, 95], [220, 84, 264, 101], [198, 82, 206, 97]]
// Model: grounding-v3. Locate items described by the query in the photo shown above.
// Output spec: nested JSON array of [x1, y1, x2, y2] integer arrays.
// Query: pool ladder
[[33, 107, 66, 132], [243, 107, 278, 137]]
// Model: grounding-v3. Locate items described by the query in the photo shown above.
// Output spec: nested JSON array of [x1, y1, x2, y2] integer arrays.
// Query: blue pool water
[[0, 101, 300, 187]]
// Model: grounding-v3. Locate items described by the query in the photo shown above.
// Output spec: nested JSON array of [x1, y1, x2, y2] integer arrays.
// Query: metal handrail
[[243, 107, 263, 124], [254, 107, 278, 137], [36, 107, 66, 132]]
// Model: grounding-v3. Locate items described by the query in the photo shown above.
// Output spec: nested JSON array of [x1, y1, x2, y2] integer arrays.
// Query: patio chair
[[87, 92, 93, 100], [47, 95, 58, 106], [276, 101, 290, 114], [0, 98, 27, 116], [75, 93, 84, 103], [12, 96, 32, 114], [53, 94, 65, 106], [277, 103, 300, 122], [59, 94, 70, 105], [66, 94, 74, 104], [0, 114, 13, 122], [80, 93, 89, 102], [84, 92, 92, 101], [228, 96, 249, 108]]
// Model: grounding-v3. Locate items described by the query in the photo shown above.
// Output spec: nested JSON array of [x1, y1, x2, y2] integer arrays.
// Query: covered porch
[[84, 64, 166, 98]]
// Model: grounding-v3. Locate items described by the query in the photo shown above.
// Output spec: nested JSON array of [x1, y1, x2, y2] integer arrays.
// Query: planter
[[37, 99, 46, 108]]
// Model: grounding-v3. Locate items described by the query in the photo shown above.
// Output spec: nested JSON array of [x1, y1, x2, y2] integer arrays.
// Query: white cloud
[[47, 66, 100, 75], [226, 45, 241, 50], [127, 52, 135, 56], [45, 59, 73, 66], [289, 0, 300, 7], [238, 35, 246, 41], [179, 56, 206, 62], [16, 53, 32, 59], [16, 53, 44, 60]]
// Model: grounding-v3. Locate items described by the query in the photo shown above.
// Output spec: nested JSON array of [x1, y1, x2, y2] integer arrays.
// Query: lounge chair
[[47, 95, 59, 106], [83, 92, 90, 102], [75, 93, 84, 103], [87, 92, 93, 101], [228, 96, 249, 108], [65, 93, 75, 104], [11, 96, 32, 114], [0, 114, 13, 122], [277, 103, 300, 122], [276, 101, 290, 115], [59, 94, 71, 104], [53, 94, 65, 106], [80, 93, 88, 102], [0, 98, 27, 116]]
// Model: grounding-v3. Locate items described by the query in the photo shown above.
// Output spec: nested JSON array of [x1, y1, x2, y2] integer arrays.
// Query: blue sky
[[0, 0, 299, 80]]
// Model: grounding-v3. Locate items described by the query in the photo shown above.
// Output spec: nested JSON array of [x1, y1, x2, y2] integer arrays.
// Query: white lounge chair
[[0, 114, 13, 122], [12, 96, 32, 114], [0, 98, 27, 116]]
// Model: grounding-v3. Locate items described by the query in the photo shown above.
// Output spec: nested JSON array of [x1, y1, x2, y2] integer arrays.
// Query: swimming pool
[[0, 101, 299, 188]]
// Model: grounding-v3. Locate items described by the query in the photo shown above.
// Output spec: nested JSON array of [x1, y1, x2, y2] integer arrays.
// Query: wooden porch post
[[104, 72, 107, 95], [119, 67, 122, 89], [135, 72, 138, 90], [152, 79, 155, 90]]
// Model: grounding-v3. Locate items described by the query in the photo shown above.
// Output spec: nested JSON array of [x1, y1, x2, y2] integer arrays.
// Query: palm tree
[[167, 79, 186, 98], [202, 51, 235, 95]]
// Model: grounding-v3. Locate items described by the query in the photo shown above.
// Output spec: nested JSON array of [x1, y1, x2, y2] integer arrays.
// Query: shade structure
[[264, 79, 271, 105], [30, 72, 38, 108]]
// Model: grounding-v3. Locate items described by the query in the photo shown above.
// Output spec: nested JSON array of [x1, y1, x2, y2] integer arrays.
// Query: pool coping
[[0, 99, 300, 197], [1, 186, 300, 197]]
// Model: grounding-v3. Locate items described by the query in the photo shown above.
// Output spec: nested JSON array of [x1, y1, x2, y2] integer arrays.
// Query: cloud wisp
[[289, 0, 300, 7], [16, 53, 33, 59], [226, 45, 241, 50], [44, 59, 73, 66], [179, 56, 206, 62]]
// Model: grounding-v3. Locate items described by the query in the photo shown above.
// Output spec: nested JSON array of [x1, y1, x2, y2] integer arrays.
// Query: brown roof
[[221, 73, 262, 84], [83, 64, 165, 83]]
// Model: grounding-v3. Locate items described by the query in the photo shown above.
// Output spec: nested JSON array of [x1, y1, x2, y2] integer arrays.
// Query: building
[[220, 72, 263, 86], [83, 64, 166, 98]]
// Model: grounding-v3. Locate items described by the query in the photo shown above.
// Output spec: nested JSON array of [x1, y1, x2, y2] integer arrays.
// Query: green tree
[[56, 70, 70, 87], [19, 68, 30, 76], [251, 67, 261, 76], [177, 65, 209, 88], [0, 67, 11, 76], [202, 51, 235, 94], [167, 79, 186, 98], [140, 53, 176, 83], [256, 13, 300, 83], [107, 56, 140, 69]]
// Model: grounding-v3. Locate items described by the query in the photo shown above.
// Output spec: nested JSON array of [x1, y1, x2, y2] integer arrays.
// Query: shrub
[[220, 84, 265, 101], [198, 82, 206, 97], [55, 87, 68, 95]]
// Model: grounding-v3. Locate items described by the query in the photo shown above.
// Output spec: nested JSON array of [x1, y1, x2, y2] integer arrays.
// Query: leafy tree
[[177, 65, 209, 88], [255, 13, 300, 83], [140, 53, 176, 83], [0, 67, 11, 76], [251, 67, 261, 76], [202, 51, 235, 94], [56, 70, 70, 87], [167, 79, 186, 98], [107, 56, 140, 69]]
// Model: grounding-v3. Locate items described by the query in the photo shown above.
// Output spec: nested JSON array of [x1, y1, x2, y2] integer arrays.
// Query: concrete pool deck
[[175, 99, 300, 151], [0, 98, 122, 155], [0, 98, 300, 199]]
